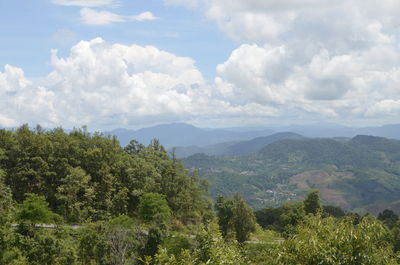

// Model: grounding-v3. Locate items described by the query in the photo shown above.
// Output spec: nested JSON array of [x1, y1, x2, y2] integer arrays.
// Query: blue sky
[[1, 0, 400, 130], [0, 0, 235, 80]]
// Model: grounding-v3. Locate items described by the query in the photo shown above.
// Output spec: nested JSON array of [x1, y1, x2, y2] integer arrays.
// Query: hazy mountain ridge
[[109, 122, 400, 149], [173, 132, 305, 158], [110, 123, 275, 147]]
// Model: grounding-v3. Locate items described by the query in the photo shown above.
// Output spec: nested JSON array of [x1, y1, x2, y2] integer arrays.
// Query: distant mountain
[[110, 123, 275, 147], [356, 124, 400, 140], [173, 141, 240, 158], [273, 123, 356, 138], [173, 132, 305, 158], [109, 122, 400, 148], [222, 132, 305, 156], [259, 137, 383, 168], [183, 135, 400, 214], [260, 123, 400, 140]]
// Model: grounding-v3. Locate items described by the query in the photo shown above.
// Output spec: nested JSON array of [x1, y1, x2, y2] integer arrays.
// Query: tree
[[56, 167, 94, 223], [107, 215, 146, 265], [142, 226, 167, 258], [303, 190, 321, 215], [16, 194, 59, 225], [378, 209, 399, 229], [138, 193, 171, 223], [255, 202, 306, 234], [232, 193, 257, 243], [215, 193, 256, 243], [0, 169, 13, 221], [124, 140, 145, 155], [323, 205, 345, 218]]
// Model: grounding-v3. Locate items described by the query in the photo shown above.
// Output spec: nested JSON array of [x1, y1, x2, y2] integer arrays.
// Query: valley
[[183, 135, 400, 214]]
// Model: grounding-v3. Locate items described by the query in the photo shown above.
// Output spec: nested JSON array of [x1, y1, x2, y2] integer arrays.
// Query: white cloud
[[175, 0, 398, 45], [0, 39, 232, 128], [160, 0, 400, 123], [0, 65, 57, 127], [131, 11, 158, 22], [366, 100, 400, 117], [0, 38, 284, 129], [0, 65, 32, 92], [50, 0, 118, 7], [215, 42, 400, 119], [80, 8, 158, 25], [80, 8, 125, 25]]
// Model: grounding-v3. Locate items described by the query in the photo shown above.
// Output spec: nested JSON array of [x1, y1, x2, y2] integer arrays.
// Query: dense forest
[[1, 125, 400, 264]]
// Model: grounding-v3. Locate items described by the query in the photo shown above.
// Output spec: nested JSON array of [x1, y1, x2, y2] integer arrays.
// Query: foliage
[[323, 205, 346, 218], [3, 125, 400, 264], [267, 214, 399, 265], [153, 221, 249, 265], [303, 189, 322, 215], [0, 125, 210, 224], [16, 193, 60, 225], [56, 167, 94, 223], [215, 193, 256, 242], [137, 193, 171, 224], [378, 209, 399, 229], [255, 202, 305, 234], [0, 169, 13, 222], [1, 226, 79, 265]]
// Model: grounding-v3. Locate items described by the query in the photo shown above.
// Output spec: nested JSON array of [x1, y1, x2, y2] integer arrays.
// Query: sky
[[1, 0, 400, 130]]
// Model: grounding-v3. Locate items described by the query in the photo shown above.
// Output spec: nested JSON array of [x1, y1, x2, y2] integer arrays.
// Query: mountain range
[[109, 122, 400, 150]]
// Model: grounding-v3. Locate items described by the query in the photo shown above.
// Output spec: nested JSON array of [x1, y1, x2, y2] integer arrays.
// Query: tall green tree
[[303, 189, 322, 215], [138, 193, 171, 224], [16, 194, 59, 225], [56, 167, 94, 223], [0, 168, 13, 221], [215, 193, 256, 243]]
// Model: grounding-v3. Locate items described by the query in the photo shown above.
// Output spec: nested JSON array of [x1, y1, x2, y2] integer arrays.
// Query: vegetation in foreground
[[1, 126, 400, 264]]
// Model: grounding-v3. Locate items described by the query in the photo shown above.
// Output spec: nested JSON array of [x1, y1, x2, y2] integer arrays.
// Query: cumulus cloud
[[80, 8, 158, 25], [163, 0, 400, 122], [50, 0, 119, 7], [216, 42, 400, 119], [1, 39, 278, 129], [0, 65, 57, 127]]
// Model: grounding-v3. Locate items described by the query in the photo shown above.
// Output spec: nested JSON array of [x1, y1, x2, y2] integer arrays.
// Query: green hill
[[183, 135, 400, 213]]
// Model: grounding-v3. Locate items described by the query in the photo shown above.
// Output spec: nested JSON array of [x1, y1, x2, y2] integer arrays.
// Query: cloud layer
[[2, 0, 400, 128], [190, 0, 400, 123]]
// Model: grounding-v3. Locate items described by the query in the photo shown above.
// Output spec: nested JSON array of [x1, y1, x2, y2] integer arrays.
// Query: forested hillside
[[0, 125, 211, 224], [184, 135, 400, 213]]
